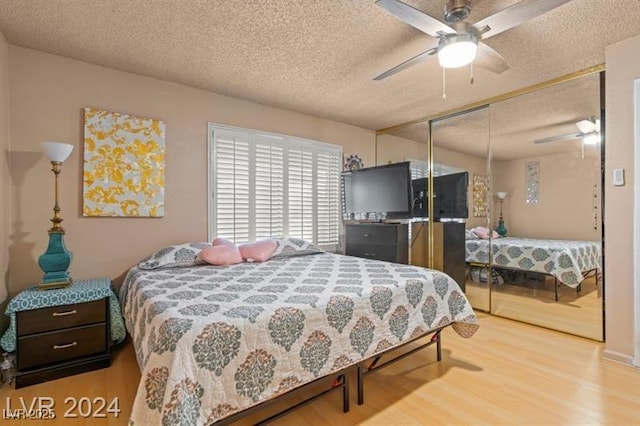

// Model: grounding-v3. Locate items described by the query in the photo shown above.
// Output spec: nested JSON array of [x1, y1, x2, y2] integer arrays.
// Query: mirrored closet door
[[488, 73, 603, 341], [375, 69, 604, 342]]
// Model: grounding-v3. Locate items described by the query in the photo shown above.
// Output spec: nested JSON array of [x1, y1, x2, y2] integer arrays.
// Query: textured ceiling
[[0, 0, 638, 131]]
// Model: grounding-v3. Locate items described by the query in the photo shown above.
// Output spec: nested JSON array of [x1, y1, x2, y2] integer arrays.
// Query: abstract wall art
[[83, 107, 165, 217], [525, 161, 540, 204]]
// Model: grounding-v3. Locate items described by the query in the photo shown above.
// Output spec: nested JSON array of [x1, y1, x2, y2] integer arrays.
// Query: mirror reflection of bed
[[376, 71, 603, 342]]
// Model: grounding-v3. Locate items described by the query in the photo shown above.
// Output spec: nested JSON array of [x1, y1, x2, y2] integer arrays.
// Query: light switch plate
[[613, 168, 625, 186]]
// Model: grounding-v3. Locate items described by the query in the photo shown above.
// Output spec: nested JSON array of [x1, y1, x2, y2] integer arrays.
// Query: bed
[[465, 237, 601, 299], [120, 240, 478, 425]]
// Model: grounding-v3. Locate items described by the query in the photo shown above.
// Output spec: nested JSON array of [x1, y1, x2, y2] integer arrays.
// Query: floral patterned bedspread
[[465, 237, 601, 287], [120, 252, 478, 425]]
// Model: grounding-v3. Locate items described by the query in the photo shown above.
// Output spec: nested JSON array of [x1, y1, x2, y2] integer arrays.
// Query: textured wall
[[604, 35, 638, 363], [6, 46, 375, 297]]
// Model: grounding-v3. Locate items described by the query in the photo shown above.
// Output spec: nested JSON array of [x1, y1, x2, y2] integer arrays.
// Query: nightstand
[[3, 278, 115, 388]]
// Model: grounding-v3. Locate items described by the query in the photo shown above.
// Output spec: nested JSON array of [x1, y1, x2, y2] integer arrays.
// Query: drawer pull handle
[[53, 342, 78, 350], [52, 309, 77, 317], [363, 234, 375, 237], [364, 252, 376, 256]]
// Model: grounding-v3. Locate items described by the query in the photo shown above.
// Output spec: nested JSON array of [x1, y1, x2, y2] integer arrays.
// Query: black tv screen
[[412, 171, 469, 220], [342, 162, 412, 219]]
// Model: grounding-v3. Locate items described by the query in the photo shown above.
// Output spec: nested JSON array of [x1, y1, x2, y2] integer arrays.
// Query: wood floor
[[466, 274, 603, 340], [1, 313, 638, 425]]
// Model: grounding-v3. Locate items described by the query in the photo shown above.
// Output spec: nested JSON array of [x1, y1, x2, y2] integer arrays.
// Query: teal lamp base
[[496, 219, 508, 237], [38, 230, 73, 290]]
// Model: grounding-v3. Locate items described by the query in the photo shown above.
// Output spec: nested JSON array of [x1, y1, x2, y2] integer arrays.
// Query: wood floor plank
[[0, 313, 638, 425]]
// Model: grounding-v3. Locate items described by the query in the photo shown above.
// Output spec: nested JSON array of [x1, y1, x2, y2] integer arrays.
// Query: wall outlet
[[613, 168, 625, 186]]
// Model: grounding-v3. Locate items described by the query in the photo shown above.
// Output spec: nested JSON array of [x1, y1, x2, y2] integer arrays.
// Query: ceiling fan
[[534, 117, 601, 145], [374, 0, 572, 81]]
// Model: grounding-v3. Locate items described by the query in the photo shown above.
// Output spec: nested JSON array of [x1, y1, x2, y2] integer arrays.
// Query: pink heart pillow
[[213, 237, 235, 247], [200, 242, 242, 266], [472, 227, 490, 239], [239, 239, 277, 262], [471, 227, 499, 239]]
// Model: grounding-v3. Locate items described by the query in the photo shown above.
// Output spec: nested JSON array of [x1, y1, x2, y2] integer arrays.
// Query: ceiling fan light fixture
[[438, 34, 477, 68], [582, 133, 601, 146]]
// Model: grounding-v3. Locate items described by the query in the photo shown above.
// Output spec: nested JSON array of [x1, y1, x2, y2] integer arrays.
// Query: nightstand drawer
[[18, 323, 108, 370], [17, 299, 107, 336]]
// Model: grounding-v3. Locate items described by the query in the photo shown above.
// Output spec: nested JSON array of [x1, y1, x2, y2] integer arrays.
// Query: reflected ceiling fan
[[534, 117, 601, 145], [374, 0, 572, 81]]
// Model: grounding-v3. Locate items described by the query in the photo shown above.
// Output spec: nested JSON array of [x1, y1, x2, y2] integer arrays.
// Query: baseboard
[[602, 349, 637, 367]]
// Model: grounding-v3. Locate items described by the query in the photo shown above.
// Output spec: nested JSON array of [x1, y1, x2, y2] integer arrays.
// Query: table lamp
[[496, 192, 508, 237], [38, 141, 74, 290]]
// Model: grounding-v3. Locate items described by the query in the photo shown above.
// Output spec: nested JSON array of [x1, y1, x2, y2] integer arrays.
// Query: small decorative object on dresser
[[0, 278, 126, 388]]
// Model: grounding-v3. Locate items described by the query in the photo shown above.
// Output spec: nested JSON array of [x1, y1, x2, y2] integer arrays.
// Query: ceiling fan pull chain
[[470, 62, 474, 85], [442, 67, 447, 102]]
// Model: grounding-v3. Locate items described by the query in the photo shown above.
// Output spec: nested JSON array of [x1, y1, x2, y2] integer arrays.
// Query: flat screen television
[[412, 171, 469, 220], [342, 162, 412, 219]]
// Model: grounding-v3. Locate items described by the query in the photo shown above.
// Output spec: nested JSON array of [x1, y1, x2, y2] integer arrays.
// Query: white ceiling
[[0, 0, 638, 131]]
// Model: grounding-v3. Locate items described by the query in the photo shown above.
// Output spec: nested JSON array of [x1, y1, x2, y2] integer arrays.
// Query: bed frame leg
[[357, 364, 364, 406], [554, 277, 559, 302], [342, 374, 350, 413], [436, 331, 442, 362]]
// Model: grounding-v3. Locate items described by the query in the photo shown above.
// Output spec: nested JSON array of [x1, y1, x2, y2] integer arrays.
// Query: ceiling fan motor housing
[[444, 0, 472, 22]]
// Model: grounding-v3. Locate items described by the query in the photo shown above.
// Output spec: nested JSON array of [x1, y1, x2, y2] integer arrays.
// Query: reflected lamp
[[496, 192, 508, 237]]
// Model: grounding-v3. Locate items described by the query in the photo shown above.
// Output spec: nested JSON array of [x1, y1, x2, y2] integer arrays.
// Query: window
[[209, 124, 342, 251], [406, 158, 466, 178]]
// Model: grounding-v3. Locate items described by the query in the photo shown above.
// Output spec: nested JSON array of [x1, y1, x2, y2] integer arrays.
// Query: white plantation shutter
[[405, 158, 465, 179], [210, 124, 342, 250], [316, 150, 341, 245], [287, 147, 314, 241], [255, 135, 285, 240], [407, 158, 429, 179], [213, 129, 250, 243]]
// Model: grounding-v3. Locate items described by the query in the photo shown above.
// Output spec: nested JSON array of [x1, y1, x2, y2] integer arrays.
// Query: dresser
[[344, 223, 409, 264], [5, 279, 114, 388]]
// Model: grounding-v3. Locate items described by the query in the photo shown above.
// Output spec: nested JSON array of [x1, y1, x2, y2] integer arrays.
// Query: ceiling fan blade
[[474, 0, 572, 40], [374, 46, 438, 81], [375, 0, 456, 38], [534, 133, 583, 144], [474, 42, 510, 74]]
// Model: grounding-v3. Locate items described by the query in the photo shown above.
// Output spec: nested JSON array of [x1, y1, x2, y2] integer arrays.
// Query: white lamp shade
[[40, 141, 74, 163], [496, 192, 508, 200], [438, 41, 477, 68]]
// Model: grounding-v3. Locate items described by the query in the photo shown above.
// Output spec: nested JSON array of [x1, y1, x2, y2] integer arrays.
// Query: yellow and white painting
[[83, 108, 165, 217], [473, 174, 489, 217]]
